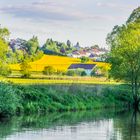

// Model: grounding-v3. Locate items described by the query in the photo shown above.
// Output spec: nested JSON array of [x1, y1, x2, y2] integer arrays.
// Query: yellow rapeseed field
[[10, 55, 110, 72]]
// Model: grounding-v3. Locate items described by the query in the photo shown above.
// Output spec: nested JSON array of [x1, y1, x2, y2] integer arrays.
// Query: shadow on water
[[112, 109, 140, 140], [128, 110, 140, 140], [0, 109, 140, 140]]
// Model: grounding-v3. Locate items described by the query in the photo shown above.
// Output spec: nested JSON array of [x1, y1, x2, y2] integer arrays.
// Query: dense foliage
[[0, 27, 11, 76], [20, 58, 31, 78], [41, 39, 76, 56], [0, 83, 19, 117], [0, 82, 131, 117], [80, 56, 90, 63], [107, 7, 140, 108], [127, 7, 140, 23], [66, 69, 87, 76], [43, 66, 56, 75]]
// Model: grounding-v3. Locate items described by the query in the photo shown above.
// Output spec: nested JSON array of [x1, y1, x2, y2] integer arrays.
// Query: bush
[[91, 66, 102, 77], [0, 65, 11, 76], [20, 59, 31, 78], [0, 83, 130, 117], [56, 70, 66, 76], [80, 56, 89, 63], [67, 69, 87, 76], [43, 66, 56, 75], [91, 69, 96, 76], [81, 71, 87, 76], [0, 83, 19, 117], [66, 70, 75, 76]]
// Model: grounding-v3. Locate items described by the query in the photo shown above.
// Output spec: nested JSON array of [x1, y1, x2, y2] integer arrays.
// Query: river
[[0, 109, 139, 140]]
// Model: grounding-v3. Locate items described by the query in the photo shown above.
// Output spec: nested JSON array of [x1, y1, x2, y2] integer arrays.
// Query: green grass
[[0, 82, 131, 117]]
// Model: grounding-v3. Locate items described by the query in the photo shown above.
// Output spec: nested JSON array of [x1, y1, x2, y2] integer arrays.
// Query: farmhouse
[[68, 64, 96, 75]]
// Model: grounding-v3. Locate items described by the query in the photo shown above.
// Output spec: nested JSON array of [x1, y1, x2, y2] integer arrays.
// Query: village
[[10, 38, 109, 62], [67, 46, 108, 61]]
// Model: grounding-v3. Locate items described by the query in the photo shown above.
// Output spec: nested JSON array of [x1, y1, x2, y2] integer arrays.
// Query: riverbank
[[0, 82, 131, 117]]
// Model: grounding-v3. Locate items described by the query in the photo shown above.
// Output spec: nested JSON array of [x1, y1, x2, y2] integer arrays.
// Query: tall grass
[[0, 82, 131, 117]]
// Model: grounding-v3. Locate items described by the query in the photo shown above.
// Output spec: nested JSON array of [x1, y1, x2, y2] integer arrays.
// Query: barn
[[68, 64, 96, 75]]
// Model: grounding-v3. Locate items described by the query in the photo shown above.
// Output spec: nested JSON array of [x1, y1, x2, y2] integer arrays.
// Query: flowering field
[[9, 55, 109, 72]]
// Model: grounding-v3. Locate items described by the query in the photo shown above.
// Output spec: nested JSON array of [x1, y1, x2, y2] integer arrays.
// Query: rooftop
[[68, 64, 96, 70]]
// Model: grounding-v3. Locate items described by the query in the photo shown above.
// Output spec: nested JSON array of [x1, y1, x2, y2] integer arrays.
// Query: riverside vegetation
[[0, 82, 131, 117]]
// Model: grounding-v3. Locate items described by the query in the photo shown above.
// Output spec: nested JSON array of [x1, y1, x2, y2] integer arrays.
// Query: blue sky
[[0, 0, 139, 47]]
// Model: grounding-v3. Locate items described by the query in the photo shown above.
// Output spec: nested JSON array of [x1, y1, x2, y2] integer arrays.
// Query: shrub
[[66, 70, 75, 76], [0, 83, 19, 117], [43, 66, 56, 75], [67, 69, 87, 76], [56, 70, 66, 75], [20, 59, 31, 78], [0, 83, 130, 117], [81, 71, 87, 76], [0, 65, 11, 76], [80, 56, 89, 63], [91, 66, 108, 77], [91, 69, 96, 76]]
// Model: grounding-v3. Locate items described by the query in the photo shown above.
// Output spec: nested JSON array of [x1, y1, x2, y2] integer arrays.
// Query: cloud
[[0, 1, 117, 22], [0, 2, 86, 21], [96, 2, 136, 10]]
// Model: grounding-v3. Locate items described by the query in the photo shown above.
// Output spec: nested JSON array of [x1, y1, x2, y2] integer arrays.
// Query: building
[[68, 64, 96, 75]]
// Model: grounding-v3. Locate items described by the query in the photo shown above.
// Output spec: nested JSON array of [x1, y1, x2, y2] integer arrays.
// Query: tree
[[43, 66, 56, 75], [26, 36, 39, 55], [20, 58, 31, 78], [107, 21, 140, 109], [0, 30, 11, 76], [127, 7, 140, 23], [81, 71, 87, 76], [80, 56, 89, 63], [0, 26, 10, 41], [67, 40, 72, 48]]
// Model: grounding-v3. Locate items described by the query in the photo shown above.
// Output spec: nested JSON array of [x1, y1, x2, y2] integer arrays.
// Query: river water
[[0, 109, 140, 140]]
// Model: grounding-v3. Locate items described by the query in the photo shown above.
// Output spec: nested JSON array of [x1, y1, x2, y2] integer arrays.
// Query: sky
[[0, 0, 139, 48]]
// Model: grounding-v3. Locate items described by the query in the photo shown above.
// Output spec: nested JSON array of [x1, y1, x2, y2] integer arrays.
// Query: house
[[79, 50, 90, 57], [71, 51, 81, 58], [89, 53, 96, 58], [68, 64, 96, 75]]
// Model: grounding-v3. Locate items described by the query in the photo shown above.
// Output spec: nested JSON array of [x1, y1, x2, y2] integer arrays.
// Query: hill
[[10, 55, 109, 72]]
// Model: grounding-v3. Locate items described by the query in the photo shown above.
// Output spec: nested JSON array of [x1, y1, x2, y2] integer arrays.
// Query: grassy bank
[[0, 82, 131, 117]]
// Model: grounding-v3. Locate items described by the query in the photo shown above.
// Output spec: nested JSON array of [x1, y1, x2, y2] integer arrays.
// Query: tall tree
[[67, 40, 71, 48], [26, 36, 39, 55], [107, 18, 140, 109], [0, 26, 11, 76]]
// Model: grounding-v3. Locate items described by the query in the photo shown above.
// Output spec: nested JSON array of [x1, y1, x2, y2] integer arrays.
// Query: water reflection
[[0, 109, 140, 140]]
